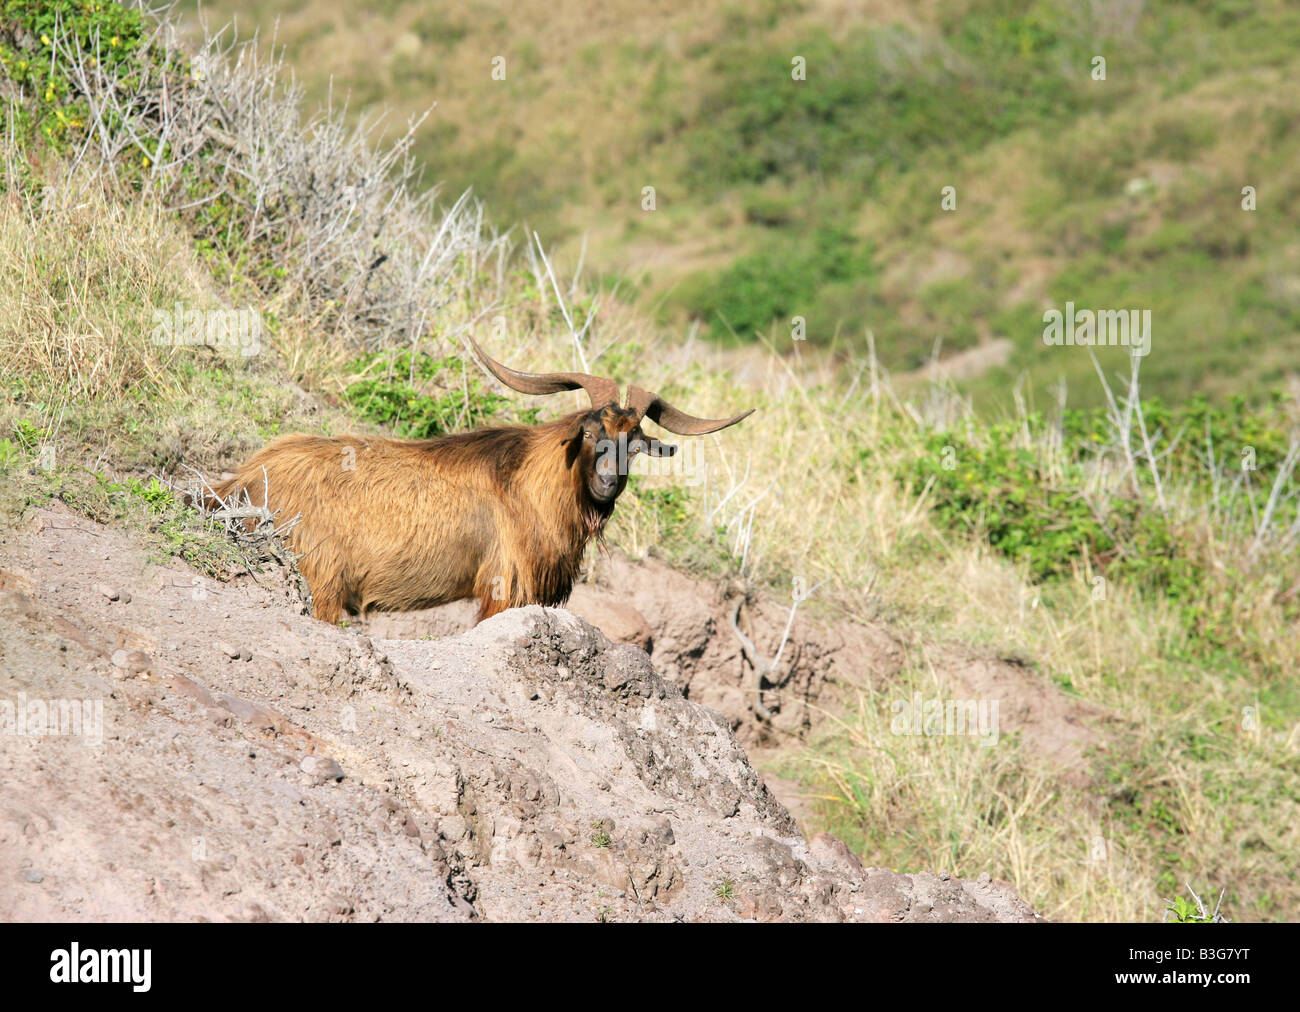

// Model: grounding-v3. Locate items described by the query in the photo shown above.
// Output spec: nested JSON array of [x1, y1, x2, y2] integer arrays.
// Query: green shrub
[[342, 349, 522, 438], [681, 226, 872, 341], [1, 0, 147, 147], [913, 395, 1300, 653]]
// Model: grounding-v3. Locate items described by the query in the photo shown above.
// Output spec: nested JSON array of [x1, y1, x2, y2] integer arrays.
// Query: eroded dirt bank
[[0, 504, 1043, 922]]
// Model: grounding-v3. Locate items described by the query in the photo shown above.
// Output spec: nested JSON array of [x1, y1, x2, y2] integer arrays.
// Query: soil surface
[[0, 503, 1043, 922]]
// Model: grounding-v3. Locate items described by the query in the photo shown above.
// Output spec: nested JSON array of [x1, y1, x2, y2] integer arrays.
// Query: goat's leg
[[312, 593, 344, 624], [475, 593, 510, 624], [472, 564, 513, 624], [306, 566, 347, 624]]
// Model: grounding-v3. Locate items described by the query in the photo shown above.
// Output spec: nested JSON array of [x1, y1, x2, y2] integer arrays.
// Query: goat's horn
[[625, 385, 754, 435], [467, 337, 619, 408]]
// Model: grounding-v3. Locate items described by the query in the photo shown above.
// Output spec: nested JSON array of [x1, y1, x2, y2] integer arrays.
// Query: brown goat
[[206, 341, 752, 624]]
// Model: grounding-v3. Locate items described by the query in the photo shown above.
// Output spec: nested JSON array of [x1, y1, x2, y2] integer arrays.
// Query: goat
[[205, 340, 753, 624]]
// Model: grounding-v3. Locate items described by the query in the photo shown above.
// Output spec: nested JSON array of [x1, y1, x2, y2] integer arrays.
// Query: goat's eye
[[583, 430, 595, 441]]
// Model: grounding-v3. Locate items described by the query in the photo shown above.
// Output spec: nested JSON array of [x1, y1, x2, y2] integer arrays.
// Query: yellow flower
[[41, 34, 52, 46], [109, 36, 119, 47], [45, 86, 54, 101], [142, 155, 151, 167]]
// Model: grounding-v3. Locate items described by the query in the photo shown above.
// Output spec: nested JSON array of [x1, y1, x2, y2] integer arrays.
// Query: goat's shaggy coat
[[212, 410, 627, 623]]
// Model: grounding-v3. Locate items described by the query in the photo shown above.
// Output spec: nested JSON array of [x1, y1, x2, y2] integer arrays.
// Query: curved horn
[[466, 337, 619, 408], [625, 384, 755, 435]]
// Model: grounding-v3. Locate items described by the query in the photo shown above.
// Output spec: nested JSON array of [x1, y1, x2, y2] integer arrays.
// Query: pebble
[[214, 640, 252, 661], [300, 755, 345, 782], [95, 584, 121, 602], [110, 649, 152, 674], [20, 869, 43, 883]]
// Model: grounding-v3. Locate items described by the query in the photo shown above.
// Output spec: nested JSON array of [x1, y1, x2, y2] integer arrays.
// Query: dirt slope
[[0, 503, 1039, 922]]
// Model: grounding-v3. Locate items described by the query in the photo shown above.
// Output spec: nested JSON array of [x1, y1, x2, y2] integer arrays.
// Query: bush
[[681, 226, 872, 340], [342, 349, 522, 439], [913, 394, 1300, 653]]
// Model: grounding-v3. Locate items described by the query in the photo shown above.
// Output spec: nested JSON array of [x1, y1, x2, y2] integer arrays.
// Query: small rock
[[110, 649, 151, 674], [214, 640, 251, 661], [437, 816, 468, 843], [327, 894, 354, 916], [94, 584, 120, 602], [300, 755, 345, 783], [20, 869, 43, 883]]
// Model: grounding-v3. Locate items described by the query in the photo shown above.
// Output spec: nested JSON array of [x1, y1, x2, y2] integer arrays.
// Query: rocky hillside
[[0, 503, 1037, 922]]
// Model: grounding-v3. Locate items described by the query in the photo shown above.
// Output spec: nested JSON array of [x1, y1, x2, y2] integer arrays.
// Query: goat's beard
[[582, 498, 615, 556]]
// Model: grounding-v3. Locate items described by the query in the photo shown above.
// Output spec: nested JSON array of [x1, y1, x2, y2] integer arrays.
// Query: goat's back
[[214, 432, 516, 620]]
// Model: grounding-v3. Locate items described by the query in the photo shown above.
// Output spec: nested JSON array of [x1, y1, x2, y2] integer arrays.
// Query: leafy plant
[[1166, 884, 1228, 923], [343, 349, 519, 438]]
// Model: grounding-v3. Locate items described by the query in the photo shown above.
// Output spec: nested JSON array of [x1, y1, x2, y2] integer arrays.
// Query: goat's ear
[[562, 421, 585, 468]]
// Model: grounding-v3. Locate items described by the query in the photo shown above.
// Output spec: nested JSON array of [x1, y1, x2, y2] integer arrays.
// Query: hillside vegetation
[[177, 0, 1300, 407], [2, 0, 1298, 921]]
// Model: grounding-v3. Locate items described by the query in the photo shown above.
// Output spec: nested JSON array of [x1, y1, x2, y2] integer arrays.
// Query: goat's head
[[468, 338, 753, 505]]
